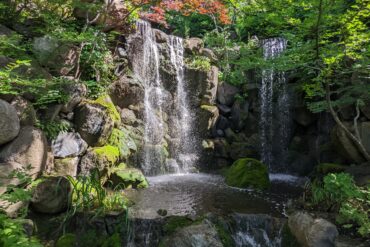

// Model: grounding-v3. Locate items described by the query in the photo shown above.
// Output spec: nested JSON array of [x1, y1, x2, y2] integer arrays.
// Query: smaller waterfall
[[259, 38, 291, 172], [168, 36, 198, 172]]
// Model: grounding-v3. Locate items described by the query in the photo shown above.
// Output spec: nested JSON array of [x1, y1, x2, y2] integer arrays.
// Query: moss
[[109, 165, 148, 189], [163, 216, 194, 235], [93, 145, 120, 166], [316, 163, 347, 174], [56, 233, 76, 247], [90, 94, 121, 125], [281, 223, 300, 247], [185, 55, 211, 71], [214, 223, 234, 247], [225, 158, 270, 189], [108, 128, 131, 160]]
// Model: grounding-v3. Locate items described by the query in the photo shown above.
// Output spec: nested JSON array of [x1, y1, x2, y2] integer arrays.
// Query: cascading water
[[130, 21, 197, 175], [168, 36, 198, 172], [259, 38, 291, 173]]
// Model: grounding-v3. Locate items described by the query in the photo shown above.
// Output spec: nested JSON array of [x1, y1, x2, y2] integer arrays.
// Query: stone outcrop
[[0, 99, 20, 145], [52, 132, 88, 158], [10, 96, 37, 126], [288, 211, 338, 247]]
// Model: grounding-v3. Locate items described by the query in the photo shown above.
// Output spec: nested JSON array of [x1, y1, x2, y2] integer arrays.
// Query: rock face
[[74, 101, 114, 146], [217, 83, 240, 106], [225, 158, 270, 189], [0, 99, 20, 145], [160, 220, 223, 247], [61, 83, 87, 113], [0, 126, 47, 178], [53, 157, 79, 177], [288, 211, 338, 247], [184, 38, 204, 54], [109, 77, 145, 109], [52, 132, 88, 158], [31, 176, 71, 214]]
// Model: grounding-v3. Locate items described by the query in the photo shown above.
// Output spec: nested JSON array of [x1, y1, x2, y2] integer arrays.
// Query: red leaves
[[140, 0, 231, 26]]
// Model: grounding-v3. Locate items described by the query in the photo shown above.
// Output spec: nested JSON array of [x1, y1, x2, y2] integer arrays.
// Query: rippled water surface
[[126, 173, 303, 219]]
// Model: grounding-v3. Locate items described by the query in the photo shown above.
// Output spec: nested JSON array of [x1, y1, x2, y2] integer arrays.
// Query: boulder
[[0, 24, 14, 36], [108, 164, 148, 189], [61, 83, 87, 113], [160, 220, 223, 247], [31, 176, 72, 214], [53, 157, 79, 177], [120, 108, 138, 125], [200, 48, 218, 63], [10, 96, 37, 126], [0, 126, 47, 178], [74, 100, 115, 146], [331, 122, 370, 163], [107, 128, 137, 160], [33, 36, 78, 76], [288, 211, 338, 247], [286, 151, 316, 176], [52, 132, 88, 158], [184, 38, 204, 54], [109, 76, 145, 109], [229, 141, 259, 160], [0, 162, 23, 195], [0, 99, 20, 145], [79, 146, 120, 176], [197, 105, 219, 137], [225, 158, 270, 189], [217, 83, 240, 106], [345, 164, 370, 186]]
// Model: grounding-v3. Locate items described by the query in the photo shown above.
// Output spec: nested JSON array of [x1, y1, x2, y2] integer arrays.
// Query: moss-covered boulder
[[108, 128, 137, 160], [315, 163, 347, 175], [225, 158, 270, 189], [80, 145, 120, 176], [108, 163, 148, 189], [56, 233, 76, 247], [93, 94, 121, 126]]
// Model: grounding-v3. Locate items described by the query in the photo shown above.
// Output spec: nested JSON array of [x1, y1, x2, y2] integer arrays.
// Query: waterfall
[[130, 21, 198, 175], [259, 38, 291, 173], [168, 36, 198, 172]]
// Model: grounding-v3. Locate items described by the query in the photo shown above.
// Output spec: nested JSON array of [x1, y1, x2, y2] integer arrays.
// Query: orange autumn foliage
[[133, 0, 231, 26]]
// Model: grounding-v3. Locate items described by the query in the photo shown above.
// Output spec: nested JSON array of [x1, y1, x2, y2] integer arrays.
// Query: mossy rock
[[108, 163, 148, 189], [108, 128, 137, 160], [316, 163, 347, 174], [93, 94, 121, 126], [93, 145, 120, 165], [56, 233, 76, 247], [225, 158, 270, 189], [163, 216, 194, 235], [80, 145, 120, 176]]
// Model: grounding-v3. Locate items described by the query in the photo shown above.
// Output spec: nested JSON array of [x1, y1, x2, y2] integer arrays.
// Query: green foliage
[[163, 216, 194, 235], [310, 173, 370, 237], [0, 213, 43, 247], [36, 120, 71, 140], [185, 55, 211, 71]]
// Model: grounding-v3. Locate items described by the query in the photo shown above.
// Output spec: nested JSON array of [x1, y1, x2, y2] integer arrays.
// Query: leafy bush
[[185, 55, 211, 71], [36, 120, 72, 140], [310, 173, 370, 237]]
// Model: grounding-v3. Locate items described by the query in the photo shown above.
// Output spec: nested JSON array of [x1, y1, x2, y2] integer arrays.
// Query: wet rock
[[217, 83, 240, 106], [231, 100, 249, 130], [160, 220, 223, 247], [225, 158, 270, 189], [293, 106, 317, 127], [109, 76, 145, 109], [197, 105, 219, 137], [108, 164, 148, 189], [213, 138, 230, 158], [229, 141, 259, 160], [184, 37, 204, 54], [154, 29, 168, 43], [288, 211, 338, 247], [0, 126, 47, 178], [53, 157, 79, 177], [120, 108, 137, 125], [0, 162, 23, 195], [31, 176, 72, 214], [52, 132, 88, 158], [216, 115, 230, 130], [10, 96, 37, 126], [79, 146, 120, 176], [0, 99, 20, 145], [74, 100, 114, 146], [217, 104, 231, 115], [286, 151, 316, 176]]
